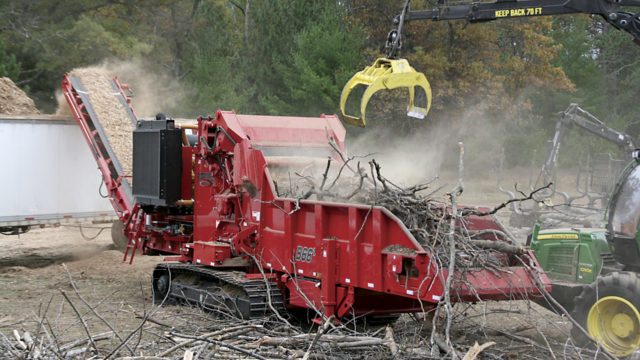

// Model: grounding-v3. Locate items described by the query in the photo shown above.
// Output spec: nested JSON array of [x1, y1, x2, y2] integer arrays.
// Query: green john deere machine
[[531, 153, 640, 357]]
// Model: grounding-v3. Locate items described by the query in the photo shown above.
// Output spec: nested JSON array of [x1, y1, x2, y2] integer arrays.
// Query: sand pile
[[69, 67, 135, 177], [0, 77, 39, 115]]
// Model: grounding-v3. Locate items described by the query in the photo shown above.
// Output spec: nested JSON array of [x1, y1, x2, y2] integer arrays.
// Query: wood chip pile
[[69, 67, 135, 177], [0, 77, 39, 115]]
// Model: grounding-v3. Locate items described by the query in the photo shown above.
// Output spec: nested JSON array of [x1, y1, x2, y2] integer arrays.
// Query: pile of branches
[[0, 264, 497, 360], [270, 141, 548, 271], [0, 280, 611, 360], [0, 263, 402, 359], [2, 316, 400, 359], [267, 141, 576, 357]]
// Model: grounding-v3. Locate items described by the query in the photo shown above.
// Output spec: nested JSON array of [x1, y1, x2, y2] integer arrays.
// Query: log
[[469, 240, 526, 255]]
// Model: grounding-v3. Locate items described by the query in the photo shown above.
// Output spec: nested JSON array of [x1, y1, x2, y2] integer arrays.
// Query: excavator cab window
[[611, 165, 640, 238]]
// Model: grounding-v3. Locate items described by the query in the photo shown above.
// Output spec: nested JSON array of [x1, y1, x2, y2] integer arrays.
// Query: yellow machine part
[[587, 296, 640, 357], [339, 58, 432, 127]]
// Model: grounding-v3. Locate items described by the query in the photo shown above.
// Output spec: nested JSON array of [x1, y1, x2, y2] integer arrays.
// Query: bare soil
[[0, 226, 162, 322]]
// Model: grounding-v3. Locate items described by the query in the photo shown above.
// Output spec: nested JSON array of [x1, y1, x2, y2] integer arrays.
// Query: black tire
[[111, 220, 129, 252], [571, 271, 640, 357], [153, 273, 172, 303]]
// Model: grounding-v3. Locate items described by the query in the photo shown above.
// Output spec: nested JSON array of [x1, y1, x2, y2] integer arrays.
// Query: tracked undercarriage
[[152, 263, 285, 319]]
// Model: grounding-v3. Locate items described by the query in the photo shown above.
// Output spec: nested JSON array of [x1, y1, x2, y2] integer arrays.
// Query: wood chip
[[0, 77, 39, 115], [69, 67, 135, 177]]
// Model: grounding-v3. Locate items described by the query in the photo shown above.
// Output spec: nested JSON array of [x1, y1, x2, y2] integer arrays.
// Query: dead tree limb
[[59, 290, 99, 355], [371, 159, 389, 192], [461, 183, 553, 217], [319, 157, 332, 191], [59, 331, 115, 352], [62, 263, 134, 355], [384, 325, 399, 357], [158, 325, 261, 357], [443, 141, 464, 354], [346, 163, 367, 200], [327, 157, 353, 191], [461, 341, 495, 360], [302, 315, 334, 360], [328, 138, 356, 175], [169, 332, 267, 360], [469, 240, 525, 255]]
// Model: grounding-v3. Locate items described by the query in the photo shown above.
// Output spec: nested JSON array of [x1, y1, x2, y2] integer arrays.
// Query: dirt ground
[[0, 226, 162, 342], [0, 167, 604, 359]]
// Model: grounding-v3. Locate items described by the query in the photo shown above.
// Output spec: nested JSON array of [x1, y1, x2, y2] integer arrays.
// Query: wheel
[[153, 273, 171, 302], [0, 226, 30, 235], [571, 271, 640, 357], [111, 220, 129, 252]]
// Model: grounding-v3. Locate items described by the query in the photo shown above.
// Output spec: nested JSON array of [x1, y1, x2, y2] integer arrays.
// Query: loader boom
[[341, 0, 640, 127], [390, 0, 640, 59], [540, 103, 635, 192]]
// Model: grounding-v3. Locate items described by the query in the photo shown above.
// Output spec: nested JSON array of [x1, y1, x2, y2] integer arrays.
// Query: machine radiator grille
[[601, 252, 617, 267], [548, 246, 576, 276]]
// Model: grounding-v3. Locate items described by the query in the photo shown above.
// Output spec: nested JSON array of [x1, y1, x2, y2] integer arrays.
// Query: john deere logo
[[537, 233, 579, 240]]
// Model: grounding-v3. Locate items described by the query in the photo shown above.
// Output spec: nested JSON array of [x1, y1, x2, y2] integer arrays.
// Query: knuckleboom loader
[[341, 0, 640, 356], [530, 153, 640, 357]]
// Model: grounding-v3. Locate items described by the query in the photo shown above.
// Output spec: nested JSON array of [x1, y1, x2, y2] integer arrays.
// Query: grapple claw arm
[[340, 0, 640, 127], [339, 58, 432, 127]]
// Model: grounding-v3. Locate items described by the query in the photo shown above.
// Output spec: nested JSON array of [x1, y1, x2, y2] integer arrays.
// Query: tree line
[[1, 0, 638, 166]]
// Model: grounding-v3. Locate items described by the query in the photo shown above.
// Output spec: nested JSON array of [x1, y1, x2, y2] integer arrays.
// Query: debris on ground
[[0, 254, 604, 360]]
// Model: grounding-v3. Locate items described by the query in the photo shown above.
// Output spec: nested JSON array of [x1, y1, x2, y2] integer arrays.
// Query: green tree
[[267, 5, 365, 115], [180, 1, 250, 115], [596, 21, 640, 138], [243, 0, 365, 115], [0, 39, 20, 79]]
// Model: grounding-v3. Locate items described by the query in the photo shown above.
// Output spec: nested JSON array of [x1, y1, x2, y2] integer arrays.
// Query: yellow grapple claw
[[339, 58, 432, 127]]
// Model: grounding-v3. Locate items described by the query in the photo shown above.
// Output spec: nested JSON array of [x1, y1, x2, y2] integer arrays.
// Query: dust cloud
[[57, 59, 187, 119], [347, 106, 507, 188], [104, 60, 187, 119]]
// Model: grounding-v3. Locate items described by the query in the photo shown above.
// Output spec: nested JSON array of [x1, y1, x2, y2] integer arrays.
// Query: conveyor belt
[[67, 76, 133, 205]]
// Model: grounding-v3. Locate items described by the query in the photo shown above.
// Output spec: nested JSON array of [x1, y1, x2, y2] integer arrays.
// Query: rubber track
[[154, 263, 285, 318]]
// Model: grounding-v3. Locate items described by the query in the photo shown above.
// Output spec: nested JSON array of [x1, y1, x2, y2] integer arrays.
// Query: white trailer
[[0, 115, 116, 234]]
